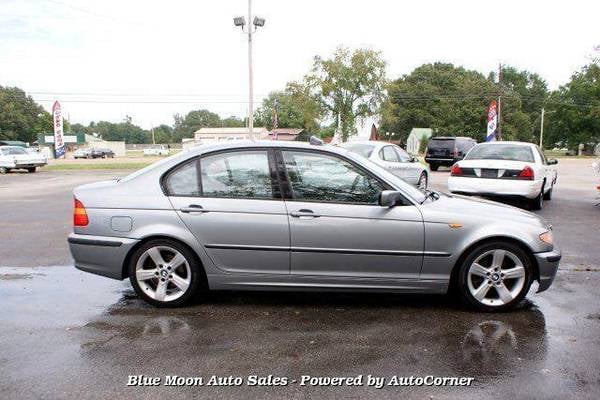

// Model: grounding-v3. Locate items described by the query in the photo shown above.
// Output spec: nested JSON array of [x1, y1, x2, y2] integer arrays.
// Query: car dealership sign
[[52, 101, 65, 158]]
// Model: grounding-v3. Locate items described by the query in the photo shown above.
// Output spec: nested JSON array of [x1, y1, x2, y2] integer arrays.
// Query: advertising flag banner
[[486, 100, 498, 142], [52, 101, 66, 158]]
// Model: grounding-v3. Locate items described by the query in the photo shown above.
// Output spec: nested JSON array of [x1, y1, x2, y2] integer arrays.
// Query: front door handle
[[290, 209, 320, 218], [180, 204, 209, 214]]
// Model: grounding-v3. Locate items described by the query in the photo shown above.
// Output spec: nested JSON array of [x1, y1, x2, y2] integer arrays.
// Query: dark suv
[[425, 137, 476, 171]]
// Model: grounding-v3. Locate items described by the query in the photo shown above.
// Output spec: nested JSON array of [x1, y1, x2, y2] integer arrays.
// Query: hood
[[420, 192, 550, 229]]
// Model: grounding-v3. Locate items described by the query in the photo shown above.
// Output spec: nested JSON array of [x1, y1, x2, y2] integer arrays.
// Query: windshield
[[341, 143, 375, 159], [465, 144, 535, 162], [342, 149, 426, 203], [3, 147, 27, 155], [428, 139, 455, 149]]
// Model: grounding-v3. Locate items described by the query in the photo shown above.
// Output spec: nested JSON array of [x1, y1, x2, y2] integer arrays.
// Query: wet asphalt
[[1, 160, 600, 399]]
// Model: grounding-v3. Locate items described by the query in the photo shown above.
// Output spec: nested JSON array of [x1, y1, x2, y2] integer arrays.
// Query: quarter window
[[380, 146, 400, 162], [394, 146, 412, 162], [200, 151, 274, 199], [165, 159, 200, 196], [282, 151, 385, 204]]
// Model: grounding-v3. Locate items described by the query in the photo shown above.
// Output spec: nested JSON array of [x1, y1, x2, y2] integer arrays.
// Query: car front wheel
[[129, 239, 204, 307], [0, 167, 9, 174], [457, 242, 533, 311], [417, 172, 428, 190]]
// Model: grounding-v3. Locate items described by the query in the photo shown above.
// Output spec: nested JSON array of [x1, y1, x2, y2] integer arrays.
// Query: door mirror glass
[[379, 190, 404, 207], [547, 159, 558, 165]]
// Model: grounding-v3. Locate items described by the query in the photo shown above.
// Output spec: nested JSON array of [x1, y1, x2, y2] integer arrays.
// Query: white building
[[406, 128, 433, 155]]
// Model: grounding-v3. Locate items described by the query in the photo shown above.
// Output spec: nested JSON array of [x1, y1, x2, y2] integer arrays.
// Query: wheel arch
[[448, 236, 540, 294], [121, 235, 208, 289]]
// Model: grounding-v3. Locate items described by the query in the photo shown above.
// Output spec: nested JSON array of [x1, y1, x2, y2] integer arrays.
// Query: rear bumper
[[68, 233, 139, 280], [425, 157, 456, 165], [448, 176, 543, 199], [533, 247, 561, 292]]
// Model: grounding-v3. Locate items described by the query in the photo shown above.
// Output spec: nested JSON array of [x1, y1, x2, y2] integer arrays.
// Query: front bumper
[[448, 176, 543, 199], [533, 247, 561, 292], [68, 233, 139, 280]]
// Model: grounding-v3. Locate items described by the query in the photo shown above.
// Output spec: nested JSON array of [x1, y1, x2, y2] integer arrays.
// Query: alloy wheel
[[418, 172, 428, 190], [135, 245, 191, 302], [466, 249, 526, 307]]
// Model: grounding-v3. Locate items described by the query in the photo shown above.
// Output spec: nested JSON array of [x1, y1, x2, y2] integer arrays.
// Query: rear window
[[342, 143, 375, 159], [428, 139, 455, 149], [465, 144, 535, 163]]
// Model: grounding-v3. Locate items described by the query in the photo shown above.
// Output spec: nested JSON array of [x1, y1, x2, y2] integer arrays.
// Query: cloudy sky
[[1, 0, 598, 128]]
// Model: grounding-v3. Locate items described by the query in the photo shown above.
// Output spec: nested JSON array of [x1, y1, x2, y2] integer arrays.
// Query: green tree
[[545, 61, 600, 149], [381, 63, 496, 143], [151, 124, 174, 144], [306, 47, 387, 140], [172, 109, 221, 142], [255, 81, 323, 134], [0, 86, 47, 143]]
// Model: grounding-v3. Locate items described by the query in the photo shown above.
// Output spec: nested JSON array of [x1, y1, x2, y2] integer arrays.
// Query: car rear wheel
[[0, 167, 9, 174], [543, 184, 553, 201], [27, 167, 36, 173], [417, 172, 428, 190], [429, 163, 439, 171], [129, 239, 204, 307], [529, 184, 544, 210], [457, 242, 533, 311]]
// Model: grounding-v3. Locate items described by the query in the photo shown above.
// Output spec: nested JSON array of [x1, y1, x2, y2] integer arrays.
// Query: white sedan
[[447, 141, 558, 210], [0, 146, 47, 174]]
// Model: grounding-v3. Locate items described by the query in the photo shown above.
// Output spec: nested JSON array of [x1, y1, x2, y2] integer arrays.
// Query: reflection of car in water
[[78, 291, 547, 386]]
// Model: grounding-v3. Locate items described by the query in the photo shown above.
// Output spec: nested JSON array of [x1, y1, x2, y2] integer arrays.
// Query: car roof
[[474, 141, 536, 147], [342, 140, 391, 149], [430, 136, 474, 140], [185, 140, 356, 156]]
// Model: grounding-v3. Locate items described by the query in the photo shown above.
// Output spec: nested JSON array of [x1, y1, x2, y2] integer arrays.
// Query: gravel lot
[[1, 158, 599, 399]]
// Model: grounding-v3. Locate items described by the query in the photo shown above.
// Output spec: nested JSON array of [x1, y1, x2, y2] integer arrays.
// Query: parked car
[[68, 140, 560, 311], [144, 145, 170, 156], [91, 148, 115, 158], [341, 141, 429, 189], [447, 141, 558, 210], [0, 145, 47, 173], [73, 149, 92, 159], [425, 137, 477, 171]]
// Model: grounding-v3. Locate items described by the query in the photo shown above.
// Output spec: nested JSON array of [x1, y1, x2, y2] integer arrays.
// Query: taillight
[[74, 198, 89, 227], [518, 166, 534, 180], [450, 164, 462, 176]]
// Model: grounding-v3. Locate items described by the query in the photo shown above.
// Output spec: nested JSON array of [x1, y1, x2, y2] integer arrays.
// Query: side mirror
[[547, 159, 558, 165], [411, 157, 419, 163], [379, 190, 404, 207]]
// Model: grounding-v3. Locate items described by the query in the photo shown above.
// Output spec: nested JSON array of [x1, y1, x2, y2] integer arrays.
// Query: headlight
[[539, 231, 553, 245]]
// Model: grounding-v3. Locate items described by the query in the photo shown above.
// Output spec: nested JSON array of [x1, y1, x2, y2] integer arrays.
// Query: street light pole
[[247, 0, 254, 138], [234, 1, 264, 140]]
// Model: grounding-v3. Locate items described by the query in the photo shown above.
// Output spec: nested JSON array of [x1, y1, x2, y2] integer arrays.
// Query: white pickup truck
[[143, 145, 170, 156], [0, 146, 47, 174]]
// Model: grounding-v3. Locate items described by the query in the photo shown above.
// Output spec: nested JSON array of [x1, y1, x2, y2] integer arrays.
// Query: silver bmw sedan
[[68, 140, 560, 311]]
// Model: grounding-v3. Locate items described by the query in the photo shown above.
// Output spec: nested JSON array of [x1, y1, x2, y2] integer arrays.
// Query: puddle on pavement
[[1, 266, 595, 399]]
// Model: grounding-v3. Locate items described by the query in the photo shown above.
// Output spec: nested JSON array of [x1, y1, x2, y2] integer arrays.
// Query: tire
[[529, 183, 545, 210], [0, 167, 9, 174], [27, 167, 36, 173], [457, 241, 533, 312], [543, 184, 553, 201], [128, 239, 205, 307], [417, 172, 428, 190], [429, 163, 439, 171]]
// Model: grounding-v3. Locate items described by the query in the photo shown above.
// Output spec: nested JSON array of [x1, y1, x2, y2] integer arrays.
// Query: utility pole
[[539, 108, 545, 149], [497, 62, 503, 140], [234, 1, 265, 140]]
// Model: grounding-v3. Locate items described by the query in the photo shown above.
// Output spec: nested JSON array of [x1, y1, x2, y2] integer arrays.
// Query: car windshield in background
[[428, 139, 455, 149], [342, 143, 375, 158], [4, 147, 27, 155], [465, 144, 535, 162]]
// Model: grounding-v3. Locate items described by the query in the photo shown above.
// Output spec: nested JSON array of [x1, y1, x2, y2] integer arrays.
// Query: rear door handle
[[180, 205, 209, 214], [290, 209, 320, 218]]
